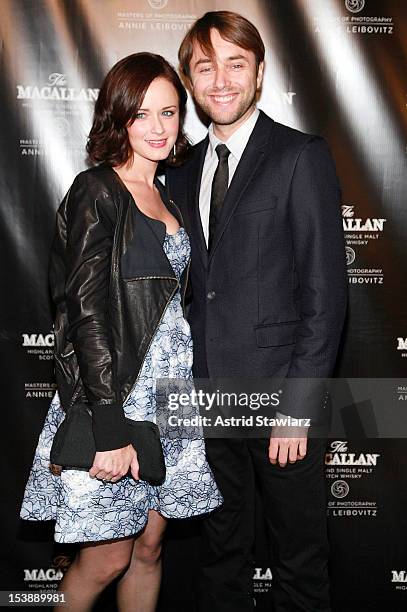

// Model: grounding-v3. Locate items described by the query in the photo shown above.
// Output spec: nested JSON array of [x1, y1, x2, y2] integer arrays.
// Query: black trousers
[[198, 437, 331, 612]]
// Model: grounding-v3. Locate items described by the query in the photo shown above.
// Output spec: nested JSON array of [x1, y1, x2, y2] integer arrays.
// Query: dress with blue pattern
[[20, 227, 222, 543]]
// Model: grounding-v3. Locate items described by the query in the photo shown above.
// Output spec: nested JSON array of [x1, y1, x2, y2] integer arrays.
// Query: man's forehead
[[191, 38, 252, 61]]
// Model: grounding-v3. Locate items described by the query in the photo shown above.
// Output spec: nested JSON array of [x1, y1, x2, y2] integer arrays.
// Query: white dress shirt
[[199, 108, 260, 246]]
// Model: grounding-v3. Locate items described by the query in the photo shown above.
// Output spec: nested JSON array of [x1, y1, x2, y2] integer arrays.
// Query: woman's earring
[[173, 143, 176, 158]]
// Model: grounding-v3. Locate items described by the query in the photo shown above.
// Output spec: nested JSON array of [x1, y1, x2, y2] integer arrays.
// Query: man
[[167, 11, 347, 612]]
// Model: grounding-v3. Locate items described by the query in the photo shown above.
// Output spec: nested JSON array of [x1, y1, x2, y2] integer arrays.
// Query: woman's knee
[[132, 511, 166, 565], [133, 539, 163, 565], [76, 543, 132, 584]]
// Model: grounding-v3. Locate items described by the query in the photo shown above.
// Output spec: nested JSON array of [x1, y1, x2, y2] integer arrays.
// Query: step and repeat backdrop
[[1, 1, 406, 610]]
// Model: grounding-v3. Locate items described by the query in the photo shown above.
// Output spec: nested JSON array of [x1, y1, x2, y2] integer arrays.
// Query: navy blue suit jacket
[[167, 110, 347, 420]]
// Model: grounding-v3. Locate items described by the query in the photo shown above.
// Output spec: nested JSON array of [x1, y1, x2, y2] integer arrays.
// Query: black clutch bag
[[50, 403, 166, 485]]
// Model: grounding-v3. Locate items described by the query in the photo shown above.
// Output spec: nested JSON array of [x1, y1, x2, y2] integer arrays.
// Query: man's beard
[[196, 87, 257, 126]]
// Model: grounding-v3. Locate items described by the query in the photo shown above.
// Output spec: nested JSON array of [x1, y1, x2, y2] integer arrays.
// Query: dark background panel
[[1, 1, 406, 609]]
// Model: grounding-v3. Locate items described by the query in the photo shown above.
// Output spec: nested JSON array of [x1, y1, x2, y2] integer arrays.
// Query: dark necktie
[[208, 143, 230, 251]]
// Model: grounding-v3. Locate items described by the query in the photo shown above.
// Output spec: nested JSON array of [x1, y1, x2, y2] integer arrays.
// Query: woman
[[20, 53, 222, 611]]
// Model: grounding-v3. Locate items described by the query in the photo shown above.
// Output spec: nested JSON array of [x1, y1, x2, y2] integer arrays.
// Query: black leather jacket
[[49, 165, 189, 451]]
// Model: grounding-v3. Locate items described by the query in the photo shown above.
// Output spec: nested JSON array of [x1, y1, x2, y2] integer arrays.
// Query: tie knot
[[215, 143, 230, 161]]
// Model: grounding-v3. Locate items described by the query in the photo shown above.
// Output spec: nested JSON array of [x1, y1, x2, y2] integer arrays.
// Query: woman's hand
[[89, 444, 139, 482], [49, 463, 62, 476]]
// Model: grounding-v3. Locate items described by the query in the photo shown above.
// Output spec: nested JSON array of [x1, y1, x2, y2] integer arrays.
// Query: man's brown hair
[[179, 11, 265, 79]]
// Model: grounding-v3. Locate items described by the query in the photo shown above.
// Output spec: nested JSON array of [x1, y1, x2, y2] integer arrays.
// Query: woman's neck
[[115, 155, 158, 187]]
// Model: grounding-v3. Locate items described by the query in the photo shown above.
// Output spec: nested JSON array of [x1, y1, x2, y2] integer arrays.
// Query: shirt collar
[[208, 107, 260, 162]]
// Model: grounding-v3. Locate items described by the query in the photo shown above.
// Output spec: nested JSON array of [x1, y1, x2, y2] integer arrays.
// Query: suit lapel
[[209, 112, 274, 261], [188, 136, 209, 269]]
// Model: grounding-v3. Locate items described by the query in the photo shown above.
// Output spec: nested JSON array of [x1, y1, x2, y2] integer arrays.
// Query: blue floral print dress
[[20, 227, 222, 543]]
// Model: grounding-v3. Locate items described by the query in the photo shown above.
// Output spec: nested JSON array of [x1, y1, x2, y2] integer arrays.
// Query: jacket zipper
[[120, 194, 184, 405], [181, 258, 191, 314], [122, 278, 179, 404], [124, 275, 178, 281], [121, 197, 191, 400], [168, 198, 190, 315], [169, 198, 184, 224]]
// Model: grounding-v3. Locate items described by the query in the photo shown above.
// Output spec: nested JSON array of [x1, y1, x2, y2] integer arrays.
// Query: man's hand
[[269, 425, 308, 467], [89, 444, 139, 482]]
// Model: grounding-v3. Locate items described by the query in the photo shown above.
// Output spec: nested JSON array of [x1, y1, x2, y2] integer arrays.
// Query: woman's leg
[[116, 510, 167, 612], [54, 537, 134, 612]]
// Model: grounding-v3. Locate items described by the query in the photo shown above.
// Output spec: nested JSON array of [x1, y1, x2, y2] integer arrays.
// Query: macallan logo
[[397, 338, 407, 351], [17, 73, 99, 102], [325, 440, 380, 466], [24, 555, 70, 583], [391, 570, 407, 583], [253, 567, 273, 580], [342, 205, 386, 232], [22, 333, 54, 347], [23, 568, 63, 582]]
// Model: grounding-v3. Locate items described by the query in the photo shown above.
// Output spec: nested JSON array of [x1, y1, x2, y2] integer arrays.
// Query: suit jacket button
[[207, 291, 216, 300]]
